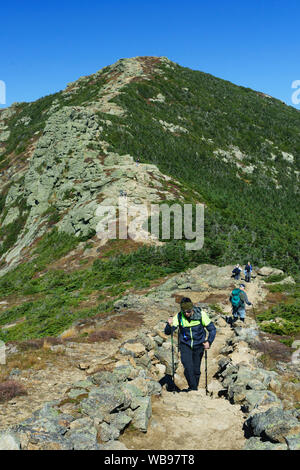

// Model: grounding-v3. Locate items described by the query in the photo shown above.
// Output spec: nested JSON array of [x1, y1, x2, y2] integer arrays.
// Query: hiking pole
[[170, 328, 176, 394], [205, 350, 208, 396]]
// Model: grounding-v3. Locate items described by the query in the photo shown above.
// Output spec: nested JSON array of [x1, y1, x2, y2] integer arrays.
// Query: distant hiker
[[244, 261, 252, 282], [119, 189, 124, 197], [164, 297, 216, 392], [232, 264, 242, 280], [136, 157, 140, 166], [229, 283, 252, 324]]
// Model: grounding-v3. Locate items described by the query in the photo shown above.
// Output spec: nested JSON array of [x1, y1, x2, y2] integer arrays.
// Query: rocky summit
[[0, 57, 299, 450]]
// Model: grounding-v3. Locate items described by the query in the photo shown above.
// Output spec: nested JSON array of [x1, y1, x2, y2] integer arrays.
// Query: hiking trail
[[119, 275, 266, 450], [0, 269, 285, 450]]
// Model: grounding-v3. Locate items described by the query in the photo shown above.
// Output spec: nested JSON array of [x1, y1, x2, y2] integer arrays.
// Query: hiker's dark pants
[[180, 343, 204, 390], [245, 272, 251, 282]]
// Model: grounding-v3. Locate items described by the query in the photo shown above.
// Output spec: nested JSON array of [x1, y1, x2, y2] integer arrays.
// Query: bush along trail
[[0, 264, 299, 450]]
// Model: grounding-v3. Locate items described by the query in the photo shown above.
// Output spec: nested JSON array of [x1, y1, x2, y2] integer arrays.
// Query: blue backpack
[[231, 288, 243, 309]]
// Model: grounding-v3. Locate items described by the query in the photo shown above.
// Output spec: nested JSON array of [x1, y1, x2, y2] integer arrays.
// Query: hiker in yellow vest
[[164, 297, 216, 392]]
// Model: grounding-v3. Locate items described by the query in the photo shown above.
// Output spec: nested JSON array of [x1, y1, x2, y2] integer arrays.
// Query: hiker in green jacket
[[164, 297, 216, 392], [229, 283, 252, 324]]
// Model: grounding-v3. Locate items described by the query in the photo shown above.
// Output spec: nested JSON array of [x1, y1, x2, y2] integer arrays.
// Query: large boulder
[[256, 267, 284, 277], [246, 407, 300, 443]]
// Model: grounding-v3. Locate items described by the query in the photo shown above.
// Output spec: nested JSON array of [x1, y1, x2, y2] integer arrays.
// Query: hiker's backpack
[[177, 305, 202, 344], [230, 288, 243, 309]]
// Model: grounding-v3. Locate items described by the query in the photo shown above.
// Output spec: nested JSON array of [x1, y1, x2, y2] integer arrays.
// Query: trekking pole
[[252, 304, 256, 321], [205, 350, 208, 396], [170, 328, 176, 394]]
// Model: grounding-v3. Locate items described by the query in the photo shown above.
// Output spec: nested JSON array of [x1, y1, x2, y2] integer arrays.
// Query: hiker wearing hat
[[232, 264, 242, 280], [229, 283, 252, 324], [164, 297, 216, 392]]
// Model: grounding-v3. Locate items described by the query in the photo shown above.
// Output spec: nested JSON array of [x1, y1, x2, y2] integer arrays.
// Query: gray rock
[[233, 326, 260, 344], [243, 437, 287, 450], [98, 422, 120, 442], [246, 407, 300, 443], [242, 390, 281, 412], [65, 417, 100, 450], [155, 345, 179, 376], [257, 267, 284, 276], [101, 440, 128, 450], [0, 431, 21, 450], [81, 385, 131, 417], [89, 370, 121, 387], [285, 433, 300, 450], [107, 412, 132, 432], [22, 431, 74, 450], [246, 379, 267, 391], [113, 364, 140, 381], [131, 396, 152, 433], [136, 332, 157, 351], [153, 335, 164, 346], [136, 352, 152, 370], [228, 383, 247, 404], [67, 388, 89, 400]]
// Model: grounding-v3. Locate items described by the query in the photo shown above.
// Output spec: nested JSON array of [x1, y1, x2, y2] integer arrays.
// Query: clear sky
[[1, 0, 299, 109]]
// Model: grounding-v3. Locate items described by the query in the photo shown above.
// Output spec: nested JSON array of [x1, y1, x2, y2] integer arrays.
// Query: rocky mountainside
[[0, 57, 189, 276], [0, 55, 299, 278]]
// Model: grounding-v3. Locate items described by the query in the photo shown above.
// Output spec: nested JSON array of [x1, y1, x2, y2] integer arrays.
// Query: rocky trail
[[119, 273, 267, 450], [0, 264, 299, 450], [120, 314, 247, 450]]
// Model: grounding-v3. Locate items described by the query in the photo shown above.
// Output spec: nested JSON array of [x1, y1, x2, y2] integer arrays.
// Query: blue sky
[[1, 0, 299, 108]]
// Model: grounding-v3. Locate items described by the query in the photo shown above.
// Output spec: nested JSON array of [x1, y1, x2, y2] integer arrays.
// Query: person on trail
[[244, 261, 252, 283], [229, 283, 252, 324], [232, 264, 242, 280], [164, 297, 216, 392]]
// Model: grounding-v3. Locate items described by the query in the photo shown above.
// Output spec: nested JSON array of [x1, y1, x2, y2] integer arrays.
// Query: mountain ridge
[[0, 55, 299, 345]]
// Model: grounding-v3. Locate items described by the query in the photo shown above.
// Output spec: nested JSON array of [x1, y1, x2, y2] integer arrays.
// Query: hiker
[[244, 261, 252, 282], [164, 297, 216, 392], [232, 264, 242, 280], [136, 157, 140, 166], [229, 283, 252, 324]]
